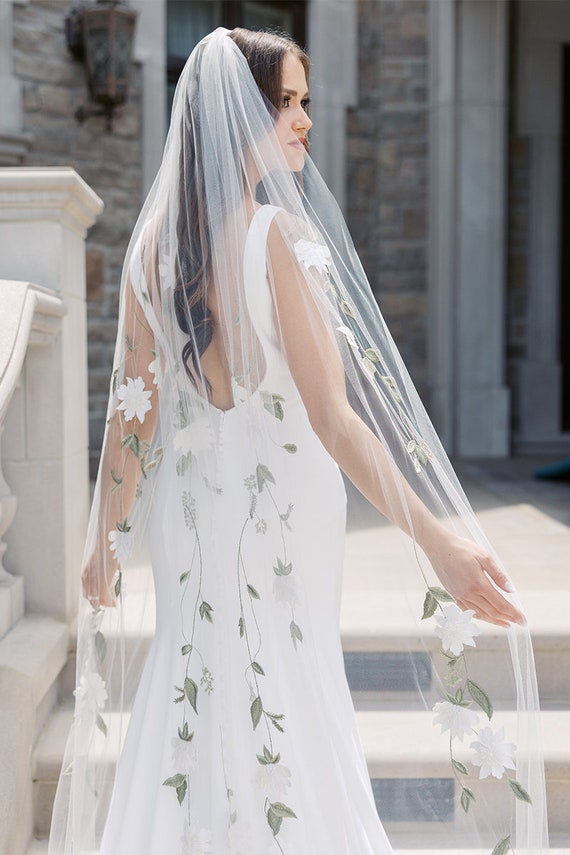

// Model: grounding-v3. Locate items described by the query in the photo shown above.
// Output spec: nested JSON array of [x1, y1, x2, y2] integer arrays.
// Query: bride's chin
[[286, 151, 306, 172]]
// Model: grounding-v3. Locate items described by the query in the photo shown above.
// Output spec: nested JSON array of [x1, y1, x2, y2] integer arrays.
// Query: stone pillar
[[512, 1, 570, 451], [308, 0, 358, 211], [131, 0, 167, 195], [0, 167, 103, 624], [428, 0, 510, 457]]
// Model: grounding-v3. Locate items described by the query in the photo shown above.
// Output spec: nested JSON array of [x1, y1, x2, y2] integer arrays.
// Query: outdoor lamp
[[65, 0, 138, 131]]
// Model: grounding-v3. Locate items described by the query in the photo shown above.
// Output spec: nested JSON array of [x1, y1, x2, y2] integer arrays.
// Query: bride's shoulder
[[266, 207, 320, 251]]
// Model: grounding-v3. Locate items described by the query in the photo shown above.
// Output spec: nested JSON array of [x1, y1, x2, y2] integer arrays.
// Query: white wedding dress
[[99, 206, 394, 854]]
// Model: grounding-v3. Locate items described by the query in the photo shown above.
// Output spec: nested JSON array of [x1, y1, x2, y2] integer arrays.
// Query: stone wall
[[10, 0, 430, 469], [347, 0, 429, 398], [12, 0, 143, 478]]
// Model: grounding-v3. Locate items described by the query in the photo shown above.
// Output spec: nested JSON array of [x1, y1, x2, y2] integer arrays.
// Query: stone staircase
[[27, 496, 570, 853]]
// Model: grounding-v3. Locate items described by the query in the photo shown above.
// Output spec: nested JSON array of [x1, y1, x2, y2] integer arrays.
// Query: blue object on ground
[[534, 457, 570, 481]]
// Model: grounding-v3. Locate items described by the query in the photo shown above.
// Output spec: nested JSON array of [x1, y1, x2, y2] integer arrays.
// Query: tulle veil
[[47, 26, 548, 855]]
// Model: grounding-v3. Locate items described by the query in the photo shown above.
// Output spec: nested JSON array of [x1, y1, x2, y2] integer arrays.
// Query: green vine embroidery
[[423, 586, 531, 855]]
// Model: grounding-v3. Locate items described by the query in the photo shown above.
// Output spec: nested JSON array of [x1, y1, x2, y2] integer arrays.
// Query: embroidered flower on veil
[[432, 699, 479, 741], [116, 375, 152, 423], [73, 671, 108, 715], [181, 825, 212, 855], [252, 761, 292, 801], [170, 736, 198, 772], [272, 572, 302, 608], [434, 603, 480, 656], [173, 417, 215, 456], [336, 325, 358, 349], [293, 238, 333, 273], [471, 726, 516, 780], [148, 357, 163, 388], [228, 818, 253, 854], [108, 527, 134, 564]]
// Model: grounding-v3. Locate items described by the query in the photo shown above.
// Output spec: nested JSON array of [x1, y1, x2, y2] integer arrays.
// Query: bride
[[48, 26, 548, 855]]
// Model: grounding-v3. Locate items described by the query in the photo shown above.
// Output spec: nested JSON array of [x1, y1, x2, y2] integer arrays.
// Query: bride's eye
[[281, 95, 291, 108], [301, 98, 311, 112]]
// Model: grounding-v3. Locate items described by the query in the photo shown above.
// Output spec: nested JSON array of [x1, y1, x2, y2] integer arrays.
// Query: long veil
[[48, 27, 548, 855]]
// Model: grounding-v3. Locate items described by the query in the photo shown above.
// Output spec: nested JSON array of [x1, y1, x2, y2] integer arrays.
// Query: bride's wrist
[[418, 519, 456, 563]]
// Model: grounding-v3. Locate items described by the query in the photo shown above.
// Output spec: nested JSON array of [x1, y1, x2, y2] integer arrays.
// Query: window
[[167, 1, 307, 117]]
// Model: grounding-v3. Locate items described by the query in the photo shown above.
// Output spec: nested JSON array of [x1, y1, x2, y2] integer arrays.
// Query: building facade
[[1, 0, 568, 472]]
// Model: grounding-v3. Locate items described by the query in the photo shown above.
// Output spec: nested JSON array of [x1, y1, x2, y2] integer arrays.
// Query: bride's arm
[[82, 265, 159, 607], [267, 217, 524, 627]]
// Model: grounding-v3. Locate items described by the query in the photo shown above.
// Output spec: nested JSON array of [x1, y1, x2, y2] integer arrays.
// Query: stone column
[[513, 1, 570, 450], [131, 0, 167, 195], [428, 0, 510, 457], [0, 167, 103, 624], [308, 0, 358, 211]]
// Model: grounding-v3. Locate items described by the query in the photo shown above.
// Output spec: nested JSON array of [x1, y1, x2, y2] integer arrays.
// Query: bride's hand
[[424, 531, 525, 628], [81, 551, 117, 608]]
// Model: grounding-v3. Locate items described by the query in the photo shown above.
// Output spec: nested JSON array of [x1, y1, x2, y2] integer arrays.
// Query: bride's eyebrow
[[282, 87, 310, 99]]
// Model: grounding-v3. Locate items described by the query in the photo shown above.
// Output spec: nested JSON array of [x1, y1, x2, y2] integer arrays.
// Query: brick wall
[[13, 0, 143, 478], [347, 0, 429, 398]]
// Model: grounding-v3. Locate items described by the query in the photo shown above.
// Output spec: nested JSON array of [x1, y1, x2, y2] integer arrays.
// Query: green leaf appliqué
[[491, 836, 511, 855], [460, 786, 475, 813], [184, 677, 198, 713], [250, 696, 262, 730], [163, 773, 187, 806], [508, 779, 532, 804], [467, 679, 493, 719]]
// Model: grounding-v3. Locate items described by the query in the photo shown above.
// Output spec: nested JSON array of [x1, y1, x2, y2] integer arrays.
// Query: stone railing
[[0, 281, 65, 638], [0, 168, 103, 855]]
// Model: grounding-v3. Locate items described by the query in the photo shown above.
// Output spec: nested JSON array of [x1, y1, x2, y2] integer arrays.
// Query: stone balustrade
[[0, 167, 102, 855], [0, 280, 65, 638]]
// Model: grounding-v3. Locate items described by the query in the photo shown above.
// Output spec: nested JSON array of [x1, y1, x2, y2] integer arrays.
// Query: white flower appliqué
[[74, 671, 108, 715], [116, 375, 152, 423], [181, 825, 212, 855], [336, 325, 358, 349], [293, 238, 333, 274], [432, 700, 479, 741], [273, 573, 302, 608], [228, 818, 253, 854], [434, 603, 480, 656], [252, 761, 292, 801], [108, 528, 134, 563], [174, 417, 215, 456], [170, 736, 197, 772], [471, 726, 516, 779], [148, 358, 162, 388]]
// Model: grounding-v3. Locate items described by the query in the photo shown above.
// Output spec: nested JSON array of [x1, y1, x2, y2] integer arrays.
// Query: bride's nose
[[294, 108, 312, 132]]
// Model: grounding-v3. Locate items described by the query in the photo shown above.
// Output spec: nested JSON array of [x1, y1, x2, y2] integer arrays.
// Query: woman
[[48, 27, 547, 855]]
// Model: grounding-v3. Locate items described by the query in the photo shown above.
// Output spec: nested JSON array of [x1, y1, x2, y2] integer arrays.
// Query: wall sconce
[[65, 0, 138, 132]]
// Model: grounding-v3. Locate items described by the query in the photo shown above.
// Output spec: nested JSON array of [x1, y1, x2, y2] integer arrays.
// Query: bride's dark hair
[[173, 28, 311, 386]]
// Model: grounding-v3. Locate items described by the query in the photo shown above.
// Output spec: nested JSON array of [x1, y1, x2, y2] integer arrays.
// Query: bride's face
[[275, 53, 312, 173]]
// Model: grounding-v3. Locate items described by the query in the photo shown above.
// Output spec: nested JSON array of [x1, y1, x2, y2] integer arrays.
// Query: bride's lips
[[288, 138, 306, 150]]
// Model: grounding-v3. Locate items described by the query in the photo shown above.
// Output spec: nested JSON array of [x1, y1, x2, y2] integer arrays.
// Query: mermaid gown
[[99, 205, 394, 854]]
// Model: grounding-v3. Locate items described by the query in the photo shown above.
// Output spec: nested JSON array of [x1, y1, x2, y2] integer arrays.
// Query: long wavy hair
[[172, 28, 311, 387]]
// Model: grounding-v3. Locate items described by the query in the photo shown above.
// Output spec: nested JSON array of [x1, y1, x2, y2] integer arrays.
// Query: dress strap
[[242, 205, 283, 350]]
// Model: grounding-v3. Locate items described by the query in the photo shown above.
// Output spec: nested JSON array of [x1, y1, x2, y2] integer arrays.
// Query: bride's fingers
[[460, 584, 524, 626], [479, 553, 515, 594], [456, 596, 511, 627]]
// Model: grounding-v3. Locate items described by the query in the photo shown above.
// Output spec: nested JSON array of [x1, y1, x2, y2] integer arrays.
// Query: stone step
[[34, 706, 569, 838], [341, 589, 570, 706], [341, 501, 570, 708], [25, 840, 570, 855], [57, 585, 570, 711]]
